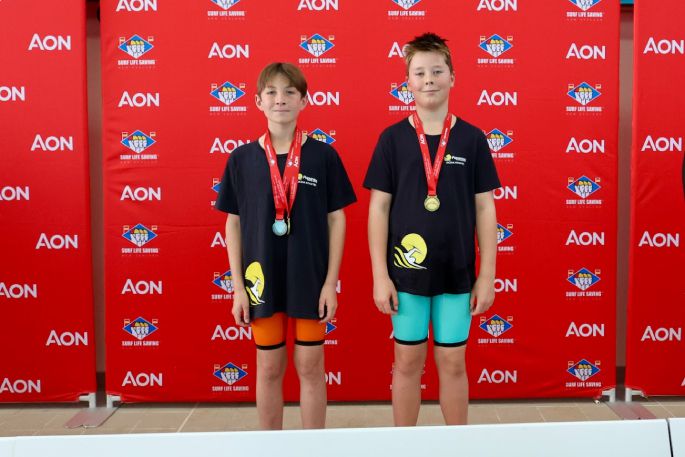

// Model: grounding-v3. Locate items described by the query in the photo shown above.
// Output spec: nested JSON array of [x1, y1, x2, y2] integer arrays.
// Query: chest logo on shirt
[[393, 233, 428, 270], [443, 153, 466, 166], [298, 173, 318, 187], [245, 262, 266, 305]]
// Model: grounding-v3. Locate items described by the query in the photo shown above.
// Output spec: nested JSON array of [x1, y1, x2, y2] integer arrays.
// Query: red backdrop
[[626, 0, 685, 396], [0, 0, 96, 402], [101, 0, 619, 402]]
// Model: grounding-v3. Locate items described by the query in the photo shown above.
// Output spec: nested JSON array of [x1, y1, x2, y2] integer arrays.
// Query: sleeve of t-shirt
[[363, 130, 393, 193], [326, 148, 357, 212], [215, 153, 239, 214], [474, 131, 501, 194]]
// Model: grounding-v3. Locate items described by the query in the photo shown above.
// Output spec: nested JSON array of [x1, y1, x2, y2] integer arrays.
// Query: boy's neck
[[416, 104, 447, 124], [415, 105, 449, 130], [267, 121, 297, 154]]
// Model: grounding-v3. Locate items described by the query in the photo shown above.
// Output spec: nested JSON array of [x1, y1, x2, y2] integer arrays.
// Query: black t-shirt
[[363, 117, 500, 296], [216, 138, 357, 319]]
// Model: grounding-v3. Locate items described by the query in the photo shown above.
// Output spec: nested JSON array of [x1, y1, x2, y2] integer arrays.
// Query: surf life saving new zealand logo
[[389, 81, 416, 113], [210, 81, 247, 114], [299, 34, 336, 65], [120, 130, 157, 162], [478, 314, 514, 344], [478, 34, 514, 65], [121, 224, 159, 255], [325, 319, 338, 346], [207, 0, 246, 19], [212, 362, 249, 392], [308, 128, 336, 145], [388, 0, 426, 18], [566, 175, 602, 207], [566, 82, 602, 113], [118, 35, 155, 67], [122, 317, 159, 347], [212, 270, 233, 300], [211, 178, 221, 207], [497, 223, 514, 253], [566, 0, 603, 20], [486, 128, 514, 159], [566, 359, 601, 388], [566, 268, 602, 298]]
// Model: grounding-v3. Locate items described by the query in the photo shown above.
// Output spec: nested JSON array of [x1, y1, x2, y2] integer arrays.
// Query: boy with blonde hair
[[365, 33, 500, 425]]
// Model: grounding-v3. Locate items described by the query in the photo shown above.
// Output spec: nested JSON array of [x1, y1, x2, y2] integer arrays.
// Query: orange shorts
[[251, 312, 326, 350]]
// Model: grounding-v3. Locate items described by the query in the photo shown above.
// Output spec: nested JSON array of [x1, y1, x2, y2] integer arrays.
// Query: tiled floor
[[0, 398, 683, 436]]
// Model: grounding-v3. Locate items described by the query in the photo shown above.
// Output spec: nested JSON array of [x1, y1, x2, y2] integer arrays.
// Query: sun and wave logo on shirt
[[245, 261, 266, 305], [393, 233, 428, 270]]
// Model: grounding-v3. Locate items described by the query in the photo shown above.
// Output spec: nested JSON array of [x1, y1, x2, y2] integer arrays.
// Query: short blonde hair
[[404, 33, 454, 75], [256, 62, 308, 98]]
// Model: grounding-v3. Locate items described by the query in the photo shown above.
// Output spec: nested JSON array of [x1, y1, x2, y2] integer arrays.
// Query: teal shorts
[[391, 292, 472, 347]]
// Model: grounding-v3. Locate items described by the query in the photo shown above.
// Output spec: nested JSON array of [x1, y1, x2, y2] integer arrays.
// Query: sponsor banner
[[0, 0, 95, 402], [626, 0, 685, 396], [101, 0, 618, 401]]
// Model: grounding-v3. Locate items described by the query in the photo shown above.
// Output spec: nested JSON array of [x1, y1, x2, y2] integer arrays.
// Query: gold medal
[[424, 195, 440, 212]]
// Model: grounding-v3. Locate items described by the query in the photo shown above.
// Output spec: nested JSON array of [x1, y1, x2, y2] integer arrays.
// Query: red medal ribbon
[[412, 112, 453, 197], [263, 128, 303, 221]]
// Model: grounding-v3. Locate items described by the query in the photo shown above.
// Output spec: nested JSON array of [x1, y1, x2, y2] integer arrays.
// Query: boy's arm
[[471, 191, 497, 315], [319, 209, 346, 323], [368, 189, 398, 315], [226, 214, 250, 325]]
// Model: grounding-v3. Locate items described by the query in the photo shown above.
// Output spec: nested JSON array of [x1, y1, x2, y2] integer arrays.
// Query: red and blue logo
[[479, 34, 513, 58], [567, 359, 600, 381], [123, 317, 158, 340], [118, 35, 153, 58], [497, 224, 513, 244], [479, 314, 513, 337], [211, 82, 246, 106], [567, 82, 601, 106], [213, 271, 234, 293], [210, 0, 242, 9], [309, 128, 335, 144], [567, 176, 601, 198], [569, 0, 601, 11], [121, 130, 156, 153], [122, 223, 158, 247], [486, 129, 513, 152], [214, 362, 248, 385], [300, 34, 334, 57], [390, 82, 414, 105], [567, 268, 600, 291]]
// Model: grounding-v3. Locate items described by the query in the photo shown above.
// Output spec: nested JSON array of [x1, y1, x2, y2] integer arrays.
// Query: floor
[[0, 398, 683, 437]]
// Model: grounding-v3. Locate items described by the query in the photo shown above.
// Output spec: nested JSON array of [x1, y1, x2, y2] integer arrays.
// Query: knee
[[259, 356, 286, 383], [435, 352, 467, 378], [394, 350, 426, 376], [294, 352, 324, 382]]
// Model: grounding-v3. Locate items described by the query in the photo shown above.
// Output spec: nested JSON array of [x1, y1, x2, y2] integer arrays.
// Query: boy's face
[[255, 74, 307, 125], [406, 51, 454, 110]]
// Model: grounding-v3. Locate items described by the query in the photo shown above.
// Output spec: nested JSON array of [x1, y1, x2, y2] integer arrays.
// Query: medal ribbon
[[412, 112, 452, 197], [263, 128, 303, 221]]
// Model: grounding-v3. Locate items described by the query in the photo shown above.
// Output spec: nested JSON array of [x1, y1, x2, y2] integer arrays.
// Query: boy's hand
[[374, 276, 398, 315], [232, 288, 250, 326], [318, 282, 338, 323], [470, 276, 495, 316]]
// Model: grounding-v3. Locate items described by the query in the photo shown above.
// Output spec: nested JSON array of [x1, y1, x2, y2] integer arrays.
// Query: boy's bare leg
[[294, 344, 326, 429], [392, 342, 428, 426], [434, 345, 468, 425], [256, 346, 287, 430]]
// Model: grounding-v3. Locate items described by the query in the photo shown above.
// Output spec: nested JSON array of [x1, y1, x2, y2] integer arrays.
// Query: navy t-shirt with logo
[[216, 137, 356, 320], [363, 117, 501, 296]]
